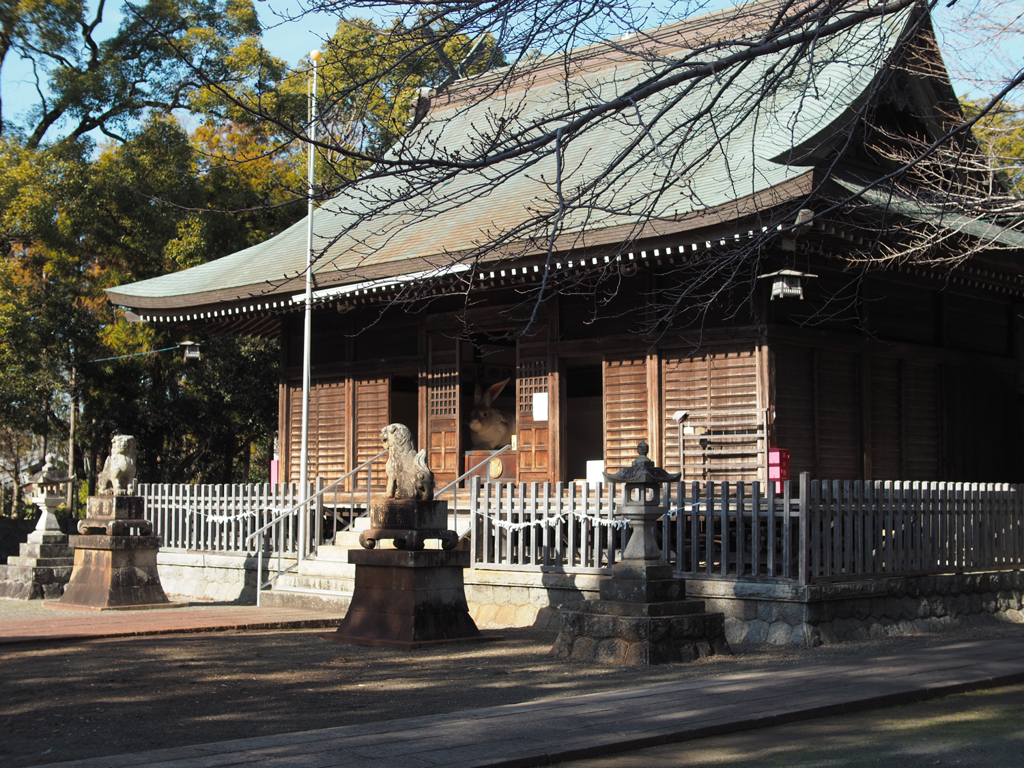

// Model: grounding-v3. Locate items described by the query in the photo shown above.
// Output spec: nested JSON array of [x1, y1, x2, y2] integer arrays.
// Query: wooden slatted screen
[[604, 356, 649, 469], [516, 357, 549, 482], [662, 345, 762, 481], [427, 337, 461, 486], [286, 376, 347, 482], [353, 376, 389, 490]]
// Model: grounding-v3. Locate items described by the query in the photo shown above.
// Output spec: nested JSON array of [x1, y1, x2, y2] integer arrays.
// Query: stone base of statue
[[358, 498, 458, 551], [331, 548, 481, 648], [46, 496, 183, 611], [0, 529, 74, 600], [551, 561, 730, 665], [76, 495, 153, 536]]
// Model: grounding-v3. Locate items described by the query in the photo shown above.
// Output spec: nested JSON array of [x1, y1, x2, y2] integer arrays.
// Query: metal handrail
[[246, 448, 387, 605], [435, 444, 512, 534]]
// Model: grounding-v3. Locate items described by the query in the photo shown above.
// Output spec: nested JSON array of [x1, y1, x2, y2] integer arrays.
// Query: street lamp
[[298, 48, 322, 560]]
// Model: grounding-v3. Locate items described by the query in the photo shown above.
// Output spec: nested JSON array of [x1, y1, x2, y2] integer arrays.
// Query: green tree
[[0, 0, 283, 147], [965, 100, 1024, 197]]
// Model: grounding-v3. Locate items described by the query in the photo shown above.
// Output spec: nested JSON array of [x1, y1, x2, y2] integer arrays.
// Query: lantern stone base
[[0, 530, 74, 600], [552, 562, 730, 665], [330, 549, 482, 648], [48, 534, 182, 611]]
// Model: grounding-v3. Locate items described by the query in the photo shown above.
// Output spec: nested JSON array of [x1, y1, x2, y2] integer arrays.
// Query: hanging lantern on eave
[[180, 341, 201, 361], [758, 269, 817, 300]]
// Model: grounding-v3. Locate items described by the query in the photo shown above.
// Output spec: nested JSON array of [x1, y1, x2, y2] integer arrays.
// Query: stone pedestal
[[552, 561, 730, 665], [0, 529, 74, 600], [46, 496, 181, 611], [77, 495, 152, 536], [359, 498, 457, 551], [332, 549, 481, 648]]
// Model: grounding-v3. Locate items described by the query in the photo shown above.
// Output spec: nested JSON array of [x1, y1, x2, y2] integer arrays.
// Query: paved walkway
[[0, 602, 344, 644], [27, 632, 1024, 768]]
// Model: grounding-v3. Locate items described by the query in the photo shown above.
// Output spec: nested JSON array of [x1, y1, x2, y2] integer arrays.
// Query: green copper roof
[[835, 179, 1024, 250], [107, 3, 915, 311]]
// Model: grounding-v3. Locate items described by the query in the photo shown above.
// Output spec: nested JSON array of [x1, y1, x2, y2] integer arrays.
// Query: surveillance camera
[[671, 410, 689, 424]]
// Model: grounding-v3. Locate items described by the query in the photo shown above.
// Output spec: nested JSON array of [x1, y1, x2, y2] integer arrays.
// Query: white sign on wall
[[532, 392, 549, 422]]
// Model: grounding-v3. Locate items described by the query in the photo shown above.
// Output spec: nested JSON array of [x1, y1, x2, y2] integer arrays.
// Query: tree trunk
[[242, 440, 252, 484], [221, 435, 237, 485]]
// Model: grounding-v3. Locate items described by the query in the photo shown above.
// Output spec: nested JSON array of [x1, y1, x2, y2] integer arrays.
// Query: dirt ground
[[2, 622, 1024, 768]]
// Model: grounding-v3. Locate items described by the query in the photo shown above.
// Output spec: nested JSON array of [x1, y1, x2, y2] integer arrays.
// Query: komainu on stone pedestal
[[358, 423, 456, 551], [50, 494, 181, 611], [96, 435, 137, 495], [331, 423, 480, 647]]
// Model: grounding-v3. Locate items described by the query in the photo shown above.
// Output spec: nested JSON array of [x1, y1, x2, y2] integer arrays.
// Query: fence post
[[798, 472, 810, 585]]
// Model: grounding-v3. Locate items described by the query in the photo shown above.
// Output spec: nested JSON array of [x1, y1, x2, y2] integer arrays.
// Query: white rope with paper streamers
[[485, 510, 629, 531], [191, 506, 289, 524]]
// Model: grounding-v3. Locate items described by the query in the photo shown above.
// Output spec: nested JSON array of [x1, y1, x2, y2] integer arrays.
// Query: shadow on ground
[[2, 623, 1024, 767]]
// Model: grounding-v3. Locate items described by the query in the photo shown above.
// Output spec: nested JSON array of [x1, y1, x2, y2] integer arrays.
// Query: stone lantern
[[0, 456, 75, 600], [26, 455, 75, 535], [551, 440, 730, 665], [603, 440, 678, 564]]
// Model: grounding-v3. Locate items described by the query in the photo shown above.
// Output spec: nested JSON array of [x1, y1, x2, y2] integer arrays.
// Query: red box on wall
[[768, 449, 790, 494]]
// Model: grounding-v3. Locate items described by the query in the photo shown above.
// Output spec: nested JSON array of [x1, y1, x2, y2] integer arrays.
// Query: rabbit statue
[[468, 378, 516, 449]]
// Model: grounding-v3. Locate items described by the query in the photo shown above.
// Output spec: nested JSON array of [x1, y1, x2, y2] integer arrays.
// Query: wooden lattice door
[[427, 337, 461, 486], [516, 356, 550, 483]]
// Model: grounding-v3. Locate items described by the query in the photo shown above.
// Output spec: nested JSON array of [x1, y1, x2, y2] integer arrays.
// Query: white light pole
[[298, 48, 322, 560]]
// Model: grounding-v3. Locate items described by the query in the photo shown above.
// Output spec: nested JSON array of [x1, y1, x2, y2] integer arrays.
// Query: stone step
[[296, 556, 355, 580], [259, 586, 351, 613], [0, 563, 74, 582], [16, 542, 74, 560], [311, 543, 354, 561], [274, 571, 354, 594], [7, 556, 74, 568]]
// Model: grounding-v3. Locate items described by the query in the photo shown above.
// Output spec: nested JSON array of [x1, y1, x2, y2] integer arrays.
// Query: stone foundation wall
[[686, 571, 1024, 647], [465, 569, 603, 630], [156, 550, 258, 603]]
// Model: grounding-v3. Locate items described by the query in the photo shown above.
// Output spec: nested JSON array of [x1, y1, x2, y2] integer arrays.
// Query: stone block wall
[[465, 570, 603, 629], [156, 551, 258, 603], [686, 571, 1024, 648]]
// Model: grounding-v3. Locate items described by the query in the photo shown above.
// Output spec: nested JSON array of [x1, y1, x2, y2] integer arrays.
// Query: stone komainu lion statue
[[96, 435, 137, 495], [380, 423, 434, 501]]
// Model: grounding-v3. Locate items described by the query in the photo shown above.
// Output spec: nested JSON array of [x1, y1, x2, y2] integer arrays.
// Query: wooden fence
[[471, 480, 623, 573], [470, 475, 1024, 583], [138, 482, 310, 554]]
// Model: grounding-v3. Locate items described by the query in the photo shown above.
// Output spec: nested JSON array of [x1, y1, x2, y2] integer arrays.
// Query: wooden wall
[[770, 338, 1023, 482], [276, 272, 1024, 486]]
